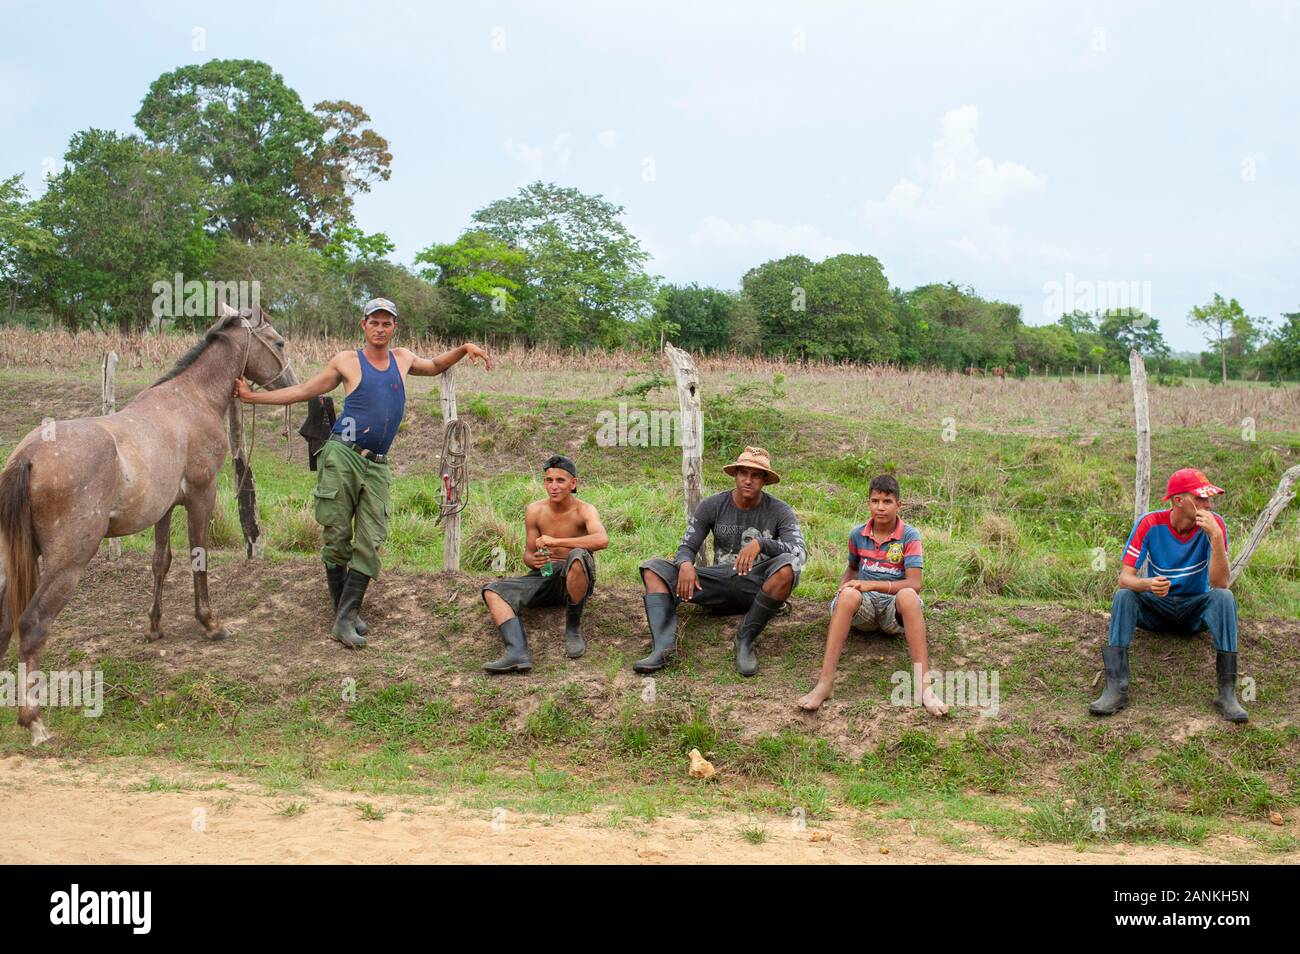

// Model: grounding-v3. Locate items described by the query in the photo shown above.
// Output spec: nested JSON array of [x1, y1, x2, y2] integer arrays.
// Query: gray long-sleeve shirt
[[674, 490, 807, 570]]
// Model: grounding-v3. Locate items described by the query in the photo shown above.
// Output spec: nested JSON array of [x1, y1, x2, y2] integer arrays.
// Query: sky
[[2, 0, 1298, 351]]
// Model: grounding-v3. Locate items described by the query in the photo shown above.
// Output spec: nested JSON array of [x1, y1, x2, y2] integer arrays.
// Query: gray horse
[[0, 305, 296, 745]]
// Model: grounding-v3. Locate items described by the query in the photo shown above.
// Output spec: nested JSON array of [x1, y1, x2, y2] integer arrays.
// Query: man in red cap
[[1090, 468, 1247, 722]]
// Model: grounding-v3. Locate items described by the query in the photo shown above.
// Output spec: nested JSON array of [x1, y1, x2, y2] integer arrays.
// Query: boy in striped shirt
[[797, 475, 947, 716], [1090, 468, 1247, 722]]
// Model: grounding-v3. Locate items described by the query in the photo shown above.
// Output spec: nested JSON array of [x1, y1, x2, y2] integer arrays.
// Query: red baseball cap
[[1163, 468, 1224, 500]]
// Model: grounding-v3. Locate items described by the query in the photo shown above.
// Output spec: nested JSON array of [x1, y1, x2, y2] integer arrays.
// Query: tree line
[[1, 58, 1297, 382]]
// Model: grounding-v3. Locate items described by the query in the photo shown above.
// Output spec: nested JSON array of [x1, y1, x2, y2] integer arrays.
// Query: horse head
[[216, 302, 298, 391]]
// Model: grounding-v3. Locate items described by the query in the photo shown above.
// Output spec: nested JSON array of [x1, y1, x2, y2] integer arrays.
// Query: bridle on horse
[[233, 318, 295, 477]]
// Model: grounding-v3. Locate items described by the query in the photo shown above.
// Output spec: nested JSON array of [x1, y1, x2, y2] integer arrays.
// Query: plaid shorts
[[830, 588, 921, 636]]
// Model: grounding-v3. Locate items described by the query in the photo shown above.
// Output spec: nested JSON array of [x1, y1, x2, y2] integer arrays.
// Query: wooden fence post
[[1129, 350, 1151, 523], [1229, 464, 1300, 586], [227, 404, 263, 559], [664, 343, 707, 564], [102, 351, 121, 561], [441, 367, 461, 572]]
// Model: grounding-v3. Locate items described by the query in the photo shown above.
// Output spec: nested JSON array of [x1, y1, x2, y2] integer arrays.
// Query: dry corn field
[[3, 327, 1297, 435]]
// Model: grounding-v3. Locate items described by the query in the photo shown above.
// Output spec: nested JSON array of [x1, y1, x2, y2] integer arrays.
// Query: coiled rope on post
[[436, 417, 471, 525]]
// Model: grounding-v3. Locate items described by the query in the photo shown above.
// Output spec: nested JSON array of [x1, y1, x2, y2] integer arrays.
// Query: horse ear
[[218, 301, 239, 319]]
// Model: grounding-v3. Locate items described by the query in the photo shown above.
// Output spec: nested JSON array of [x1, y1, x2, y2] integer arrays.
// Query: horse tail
[[0, 453, 38, 645]]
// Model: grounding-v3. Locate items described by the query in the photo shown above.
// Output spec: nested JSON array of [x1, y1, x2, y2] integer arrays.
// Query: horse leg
[[0, 580, 11, 664], [0, 558, 11, 663], [186, 483, 231, 641], [146, 507, 174, 642], [17, 559, 90, 746]]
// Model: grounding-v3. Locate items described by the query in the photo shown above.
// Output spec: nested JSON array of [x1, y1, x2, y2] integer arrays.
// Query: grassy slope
[[1, 362, 1298, 854]]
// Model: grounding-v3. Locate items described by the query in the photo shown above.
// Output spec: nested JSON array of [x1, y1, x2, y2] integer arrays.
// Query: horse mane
[[150, 312, 246, 387]]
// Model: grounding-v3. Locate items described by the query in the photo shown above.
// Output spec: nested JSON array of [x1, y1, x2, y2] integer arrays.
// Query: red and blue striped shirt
[[848, 519, 923, 581]]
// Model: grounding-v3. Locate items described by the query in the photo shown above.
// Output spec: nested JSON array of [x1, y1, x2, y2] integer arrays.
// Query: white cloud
[[596, 129, 618, 149], [864, 105, 1047, 238], [859, 104, 1072, 283], [502, 138, 545, 178]]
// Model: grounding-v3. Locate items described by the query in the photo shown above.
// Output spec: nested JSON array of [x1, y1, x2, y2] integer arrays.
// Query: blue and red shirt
[[1122, 509, 1228, 597], [848, 519, 923, 581]]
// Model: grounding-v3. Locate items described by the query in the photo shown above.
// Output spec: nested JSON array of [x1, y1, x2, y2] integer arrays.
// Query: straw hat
[[722, 446, 781, 484]]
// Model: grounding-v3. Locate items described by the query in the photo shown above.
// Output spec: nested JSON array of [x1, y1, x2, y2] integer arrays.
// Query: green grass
[[7, 377, 1294, 614], [10, 639, 1295, 854], [2, 365, 1298, 856]]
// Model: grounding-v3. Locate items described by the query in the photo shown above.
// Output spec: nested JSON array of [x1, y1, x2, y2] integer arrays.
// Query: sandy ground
[[0, 756, 1271, 865]]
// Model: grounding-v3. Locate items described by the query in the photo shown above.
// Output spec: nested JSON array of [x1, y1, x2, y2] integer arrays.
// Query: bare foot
[[922, 685, 949, 717], [797, 681, 833, 712]]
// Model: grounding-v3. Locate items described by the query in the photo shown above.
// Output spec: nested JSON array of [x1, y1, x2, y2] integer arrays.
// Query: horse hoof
[[146, 630, 165, 643], [206, 626, 232, 641], [30, 720, 53, 747]]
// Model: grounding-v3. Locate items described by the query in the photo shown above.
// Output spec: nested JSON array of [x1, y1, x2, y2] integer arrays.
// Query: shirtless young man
[[480, 455, 609, 673], [236, 297, 491, 648]]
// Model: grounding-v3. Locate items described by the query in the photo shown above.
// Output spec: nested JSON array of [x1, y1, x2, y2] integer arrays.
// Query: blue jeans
[[1107, 588, 1238, 652]]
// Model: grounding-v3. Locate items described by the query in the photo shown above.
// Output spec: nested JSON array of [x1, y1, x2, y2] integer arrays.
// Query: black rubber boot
[[1088, 646, 1129, 715], [564, 603, 586, 659], [633, 594, 678, 673], [324, 561, 367, 636], [1213, 650, 1249, 723], [484, 617, 533, 674], [735, 592, 783, 677], [331, 569, 370, 649]]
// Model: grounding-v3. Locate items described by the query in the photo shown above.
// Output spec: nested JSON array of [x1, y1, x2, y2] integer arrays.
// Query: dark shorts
[[481, 548, 596, 615], [639, 553, 800, 614]]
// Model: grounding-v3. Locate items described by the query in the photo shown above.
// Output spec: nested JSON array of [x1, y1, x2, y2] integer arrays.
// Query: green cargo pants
[[313, 439, 391, 580]]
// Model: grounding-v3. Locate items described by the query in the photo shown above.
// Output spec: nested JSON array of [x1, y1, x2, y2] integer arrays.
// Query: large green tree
[[28, 130, 210, 332], [802, 254, 896, 362], [1256, 310, 1300, 379], [0, 174, 55, 318], [738, 254, 814, 359], [1189, 293, 1252, 383], [134, 59, 390, 243], [468, 181, 655, 347], [415, 230, 527, 338], [900, 283, 1020, 369], [1097, 309, 1170, 365], [653, 283, 736, 353]]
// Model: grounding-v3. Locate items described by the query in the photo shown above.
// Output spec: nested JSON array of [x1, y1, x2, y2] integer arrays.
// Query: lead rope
[[435, 418, 472, 526], [234, 322, 292, 485]]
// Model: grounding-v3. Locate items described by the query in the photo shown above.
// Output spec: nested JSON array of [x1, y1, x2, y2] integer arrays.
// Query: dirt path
[[0, 756, 1264, 865]]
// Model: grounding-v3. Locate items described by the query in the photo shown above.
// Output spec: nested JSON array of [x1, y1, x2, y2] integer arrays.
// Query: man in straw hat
[[1090, 467, 1247, 722], [635, 446, 806, 676]]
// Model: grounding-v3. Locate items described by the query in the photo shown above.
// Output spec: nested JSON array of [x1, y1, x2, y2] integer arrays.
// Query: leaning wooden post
[[664, 343, 707, 564], [102, 351, 121, 561], [1129, 349, 1151, 523], [441, 367, 461, 572], [1229, 464, 1300, 586], [227, 404, 263, 559]]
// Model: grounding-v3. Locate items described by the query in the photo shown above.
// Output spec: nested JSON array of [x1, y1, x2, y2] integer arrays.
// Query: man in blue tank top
[[236, 297, 491, 648]]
